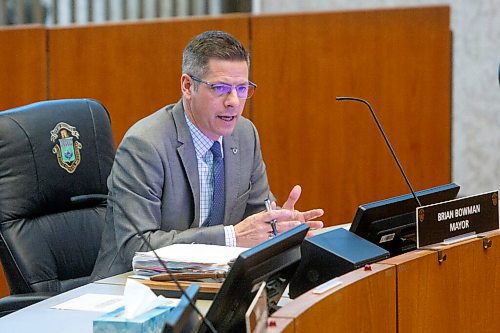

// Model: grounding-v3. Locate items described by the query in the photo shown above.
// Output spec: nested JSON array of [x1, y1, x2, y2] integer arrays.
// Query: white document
[[51, 293, 124, 312], [132, 243, 249, 276], [137, 243, 248, 264]]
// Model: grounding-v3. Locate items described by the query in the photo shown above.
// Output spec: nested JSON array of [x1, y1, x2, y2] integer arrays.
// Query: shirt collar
[[184, 112, 223, 159]]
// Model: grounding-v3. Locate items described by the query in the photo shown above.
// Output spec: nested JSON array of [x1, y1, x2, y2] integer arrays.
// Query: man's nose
[[224, 88, 241, 108]]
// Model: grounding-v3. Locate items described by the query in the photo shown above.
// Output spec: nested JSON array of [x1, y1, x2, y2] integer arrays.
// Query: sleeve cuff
[[224, 225, 237, 247]]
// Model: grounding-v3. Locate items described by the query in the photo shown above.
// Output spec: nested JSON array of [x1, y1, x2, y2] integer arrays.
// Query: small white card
[[51, 293, 124, 312], [313, 278, 342, 294]]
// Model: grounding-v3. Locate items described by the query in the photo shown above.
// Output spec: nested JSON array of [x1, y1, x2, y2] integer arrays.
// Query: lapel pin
[[231, 147, 238, 154]]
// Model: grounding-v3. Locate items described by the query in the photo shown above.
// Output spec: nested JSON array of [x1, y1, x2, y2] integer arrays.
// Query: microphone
[[336, 96, 422, 207], [71, 194, 217, 333]]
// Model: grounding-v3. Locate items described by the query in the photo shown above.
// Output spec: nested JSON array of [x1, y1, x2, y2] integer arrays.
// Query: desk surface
[[4, 225, 495, 333], [0, 283, 124, 333], [0, 277, 212, 333], [94, 271, 131, 285], [0, 224, 349, 333]]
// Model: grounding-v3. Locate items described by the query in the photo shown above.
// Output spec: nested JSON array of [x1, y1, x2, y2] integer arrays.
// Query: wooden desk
[[269, 230, 499, 333], [269, 263, 397, 333], [1, 230, 497, 332], [382, 230, 500, 333]]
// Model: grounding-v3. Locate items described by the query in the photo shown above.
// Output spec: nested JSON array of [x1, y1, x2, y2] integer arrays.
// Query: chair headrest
[[0, 99, 115, 221]]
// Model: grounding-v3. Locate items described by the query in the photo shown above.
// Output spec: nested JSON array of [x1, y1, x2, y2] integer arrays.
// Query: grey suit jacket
[[91, 101, 273, 279]]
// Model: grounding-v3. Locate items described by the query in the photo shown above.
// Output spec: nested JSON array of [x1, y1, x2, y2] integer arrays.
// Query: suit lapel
[[171, 101, 201, 227], [171, 100, 242, 227], [223, 132, 240, 225]]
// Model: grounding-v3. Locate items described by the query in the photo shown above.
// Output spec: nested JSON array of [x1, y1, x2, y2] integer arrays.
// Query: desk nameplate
[[245, 282, 268, 333], [416, 190, 499, 248]]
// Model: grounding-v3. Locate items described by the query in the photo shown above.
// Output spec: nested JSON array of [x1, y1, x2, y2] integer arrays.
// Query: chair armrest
[[0, 292, 56, 317]]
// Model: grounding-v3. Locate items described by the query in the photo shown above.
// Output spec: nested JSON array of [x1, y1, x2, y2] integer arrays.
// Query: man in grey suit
[[91, 30, 323, 280]]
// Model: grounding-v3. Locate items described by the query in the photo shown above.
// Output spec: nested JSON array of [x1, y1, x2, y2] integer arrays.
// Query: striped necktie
[[202, 141, 225, 227]]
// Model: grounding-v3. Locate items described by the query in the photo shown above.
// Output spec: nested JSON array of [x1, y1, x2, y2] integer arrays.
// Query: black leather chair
[[0, 99, 115, 316]]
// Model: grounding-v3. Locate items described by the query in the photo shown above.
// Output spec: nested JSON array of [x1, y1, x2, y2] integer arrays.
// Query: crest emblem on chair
[[50, 122, 82, 173]]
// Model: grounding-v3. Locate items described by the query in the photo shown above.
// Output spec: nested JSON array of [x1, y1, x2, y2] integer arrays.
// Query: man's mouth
[[218, 115, 237, 122]]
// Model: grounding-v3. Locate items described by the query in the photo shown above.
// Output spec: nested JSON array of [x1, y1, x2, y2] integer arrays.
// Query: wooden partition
[[0, 7, 451, 296], [251, 6, 451, 224], [382, 230, 500, 333], [9, 7, 451, 226], [0, 263, 7, 298], [48, 15, 250, 145], [270, 230, 499, 332], [0, 25, 47, 110], [269, 263, 397, 332]]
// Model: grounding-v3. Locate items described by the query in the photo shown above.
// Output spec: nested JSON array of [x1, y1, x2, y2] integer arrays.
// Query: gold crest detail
[[418, 208, 425, 223], [492, 192, 498, 206], [50, 122, 82, 173]]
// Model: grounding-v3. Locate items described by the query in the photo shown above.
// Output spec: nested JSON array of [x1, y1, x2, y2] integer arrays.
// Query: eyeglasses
[[189, 75, 257, 99]]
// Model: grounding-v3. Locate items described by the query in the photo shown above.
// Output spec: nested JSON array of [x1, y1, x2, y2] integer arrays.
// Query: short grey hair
[[182, 30, 250, 79]]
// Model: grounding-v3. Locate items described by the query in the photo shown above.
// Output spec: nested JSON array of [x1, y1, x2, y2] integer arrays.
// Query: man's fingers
[[274, 220, 323, 234], [271, 201, 277, 210], [265, 208, 293, 221], [300, 208, 324, 222], [282, 185, 302, 211], [305, 220, 324, 230], [275, 220, 302, 232]]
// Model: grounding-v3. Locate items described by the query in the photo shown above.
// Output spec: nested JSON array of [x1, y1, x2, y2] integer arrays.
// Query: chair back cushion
[[0, 99, 115, 294]]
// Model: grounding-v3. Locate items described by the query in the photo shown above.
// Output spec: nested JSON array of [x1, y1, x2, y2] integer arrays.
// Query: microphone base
[[289, 228, 389, 299]]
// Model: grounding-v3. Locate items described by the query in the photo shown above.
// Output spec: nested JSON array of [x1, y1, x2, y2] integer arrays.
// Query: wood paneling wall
[[1, 7, 451, 226], [48, 15, 250, 145], [0, 7, 451, 296], [0, 26, 47, 110], [251, 7, 451, 224], [0, 262, 7, 298]]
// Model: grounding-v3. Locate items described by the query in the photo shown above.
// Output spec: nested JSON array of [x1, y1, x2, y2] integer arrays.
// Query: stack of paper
[[132, 243, 248, 276]]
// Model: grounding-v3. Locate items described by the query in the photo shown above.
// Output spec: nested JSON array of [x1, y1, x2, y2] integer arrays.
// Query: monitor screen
[[199, 223, 309, 333], [349, 183, 460, 256]]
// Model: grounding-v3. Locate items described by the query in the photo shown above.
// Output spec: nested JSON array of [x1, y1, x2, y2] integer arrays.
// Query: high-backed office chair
[[0, 99, 115, 316]]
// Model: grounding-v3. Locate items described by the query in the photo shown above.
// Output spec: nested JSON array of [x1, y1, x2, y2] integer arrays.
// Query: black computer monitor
[[199, 223, 309, 333], [162, 284, 202, 333], [349, 183, 460, 256]]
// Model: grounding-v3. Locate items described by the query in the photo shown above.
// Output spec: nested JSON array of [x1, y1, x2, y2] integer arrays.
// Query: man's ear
[[180, 74, 193, 99]]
